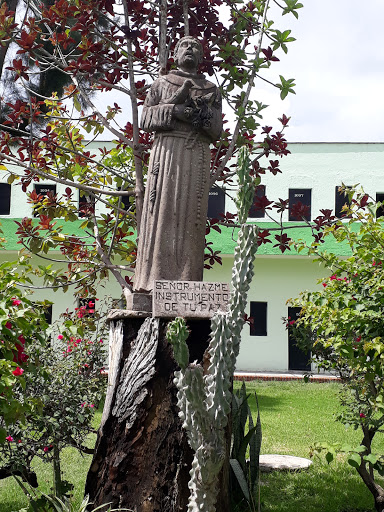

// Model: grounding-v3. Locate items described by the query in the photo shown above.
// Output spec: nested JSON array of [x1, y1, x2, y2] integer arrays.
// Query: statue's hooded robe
[[133, 70, 223, 293]]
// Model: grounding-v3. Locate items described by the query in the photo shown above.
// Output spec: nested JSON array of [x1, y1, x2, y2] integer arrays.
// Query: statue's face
[[176, 38, 201, 69]]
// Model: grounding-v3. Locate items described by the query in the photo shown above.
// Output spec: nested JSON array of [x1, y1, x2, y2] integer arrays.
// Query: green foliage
[[0, 291, 108, 506], [0, 258, 50, 429], [271, 30, 296, 54], [290, 188, 384, 508], [23, 493, 132, 512], [230, 382, 262, 511], [281, 0, 304, 19], [276, 75, 296, 100]]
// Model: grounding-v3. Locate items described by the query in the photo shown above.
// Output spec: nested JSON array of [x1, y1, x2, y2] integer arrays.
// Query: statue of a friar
[[133, 36, 223, 293]]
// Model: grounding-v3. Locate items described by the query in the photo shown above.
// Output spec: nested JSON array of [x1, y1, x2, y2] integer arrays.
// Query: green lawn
[[1, 381, 381, 511], [238, 380, 382, 512]]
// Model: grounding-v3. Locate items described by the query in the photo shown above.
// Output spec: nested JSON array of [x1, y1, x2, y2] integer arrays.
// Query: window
[[0, 183, 11, 215], [249, 301, 267, 336], [34, 184, 57, 217], [289, 189, 311, 221], [79, 193, 95, 218], [119, 190, 131, 211], [44, 304, 53, 324], [207, 187, 225, 219], [376, 193, 384, 218], [335, 186, 352, 218], [35, 184, 57, 196], [248, 185, 266, 218]]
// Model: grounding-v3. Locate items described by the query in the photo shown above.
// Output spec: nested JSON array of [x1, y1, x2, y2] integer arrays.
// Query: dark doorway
[[288, 307, 311, 371], [0, 183, 11, 215]]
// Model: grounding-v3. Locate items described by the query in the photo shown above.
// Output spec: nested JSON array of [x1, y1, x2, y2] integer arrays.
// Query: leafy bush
[[290, 188, 384, 512], [0, 288, 109, 506]]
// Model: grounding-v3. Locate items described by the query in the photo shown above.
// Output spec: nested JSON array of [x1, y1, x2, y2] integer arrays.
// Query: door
[[288, 307, 311, 371]]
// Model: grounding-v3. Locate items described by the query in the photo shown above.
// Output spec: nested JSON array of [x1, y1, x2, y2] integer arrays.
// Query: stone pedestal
[[259, 454, 313, 472], [86, 312, 231, 511], [124, 292, 152, 314]]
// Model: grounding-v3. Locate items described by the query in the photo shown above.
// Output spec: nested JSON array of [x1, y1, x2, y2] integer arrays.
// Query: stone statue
[[133, 36, 223, 293]]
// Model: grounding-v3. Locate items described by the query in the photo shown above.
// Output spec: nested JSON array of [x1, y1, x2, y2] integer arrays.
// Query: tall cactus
[[235, 146, 260, 224], [168, 148, 260, 511]]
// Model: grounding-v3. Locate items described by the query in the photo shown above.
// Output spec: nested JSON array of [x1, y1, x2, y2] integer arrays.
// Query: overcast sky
[[259, 0, 384, 142], [95, 0, 384, 143]]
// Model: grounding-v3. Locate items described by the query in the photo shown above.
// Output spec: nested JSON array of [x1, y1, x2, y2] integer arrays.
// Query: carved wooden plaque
[[153, 280, 231, 318]]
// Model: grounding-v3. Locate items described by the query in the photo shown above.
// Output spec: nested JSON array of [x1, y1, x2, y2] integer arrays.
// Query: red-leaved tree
[[0, 0, 328, 509]]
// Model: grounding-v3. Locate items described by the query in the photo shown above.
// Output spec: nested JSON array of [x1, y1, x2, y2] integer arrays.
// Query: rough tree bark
[[85, 314, 230, 511]]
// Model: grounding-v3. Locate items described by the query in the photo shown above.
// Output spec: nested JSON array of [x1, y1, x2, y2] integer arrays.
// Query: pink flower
[[89, 404, 95, 408], [12, 298, 21, 306], [322, 282, 327, 288], [57, 334, 64, 340], [360, 412, 366, 418], [43, 446, 49, 452], [6, 436, 13, 442], [12, 367, 24, 376], [81, 403, 85, 408], [355, 336, 362, 343], [5, 321, 12, 329], [18, 440, 22, 444]]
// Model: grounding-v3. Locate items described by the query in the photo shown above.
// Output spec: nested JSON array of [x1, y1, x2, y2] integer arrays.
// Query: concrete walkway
[[233, 371, 340, 383]]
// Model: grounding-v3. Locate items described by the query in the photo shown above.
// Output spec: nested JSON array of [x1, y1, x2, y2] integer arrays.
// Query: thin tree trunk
[[122, 0, 144, 234], [52, 445, 63, 499], [0, 0, 18, 78]]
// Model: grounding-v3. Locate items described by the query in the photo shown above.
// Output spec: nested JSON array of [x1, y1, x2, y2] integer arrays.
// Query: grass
[[237, 380, 383, 512], [0, 409, 102, 512], [1, 382, 382, 512]]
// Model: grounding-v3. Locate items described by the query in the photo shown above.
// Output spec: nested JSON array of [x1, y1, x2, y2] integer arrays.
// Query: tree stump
[[85, 313, 230, 511]]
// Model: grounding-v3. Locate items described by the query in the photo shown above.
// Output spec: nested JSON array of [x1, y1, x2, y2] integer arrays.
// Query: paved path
[[234, 371, 340, 383]]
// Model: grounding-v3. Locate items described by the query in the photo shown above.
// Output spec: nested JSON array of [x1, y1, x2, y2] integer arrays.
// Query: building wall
[[4, 143, 384, 222], [223, 143, 384, 222], [206, 254, 327, 372], [1, 143, 384, 371]]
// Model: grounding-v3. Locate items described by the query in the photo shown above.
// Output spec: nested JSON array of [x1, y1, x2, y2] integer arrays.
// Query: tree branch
[[210, 0, 271, 186], [93, 218, 131, 291]]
